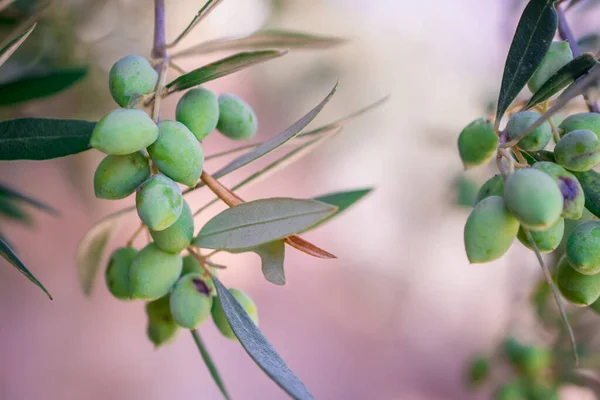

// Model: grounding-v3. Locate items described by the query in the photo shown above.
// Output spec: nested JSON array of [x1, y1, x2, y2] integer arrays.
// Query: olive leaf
[[0, 183, 59, 215], [0, 22, 35, 67], [495, 0, 557, 126], [0, 235, 52, 299], [173, 30, 346, 58], [168, 0, 223, 48], [191, 330, 231, 400], [194, 198, 337, 250], [305, 188, 373, 231], [525, 54, 597, 109], [0, 196, 30, 222], [0, 67, 88, 106], [166, 50, 287, 93], [0, 118, 95, 160], [213, 277, 314, 400], [230, 241, 287, 286], [572, 170, 600, 219]]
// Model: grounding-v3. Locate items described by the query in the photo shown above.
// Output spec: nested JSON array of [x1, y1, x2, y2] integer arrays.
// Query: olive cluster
[[91, 55, 259, 345], [458, 41, 600, 309]]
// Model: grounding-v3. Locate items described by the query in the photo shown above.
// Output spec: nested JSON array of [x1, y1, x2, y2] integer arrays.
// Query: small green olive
[[532, 162, 584, 220], [211, 288, 258, 339], [94, 152, 150, 200], [216, 94, 258, 140], [105, 247, 138, 300], [474, 175, 504, 205], [109, 55, 158, 108], [516, 218, 564, 253], [558, 112, 600, 138], [505, 111, 552, 151], [170, 273, 215, 329], [457, 118, 498, 170], [566, 220, 600, 275], [554, 129, 600, 172], [528, 41, 573, 93], [150, 200, 194, 254], [136, 174, 183, 231], [129, 243, 182, 300], [556, 254, 600, 306], [146, 295, 178, 347], [90, 109, 158, 155], [175, 87, 220, 141]]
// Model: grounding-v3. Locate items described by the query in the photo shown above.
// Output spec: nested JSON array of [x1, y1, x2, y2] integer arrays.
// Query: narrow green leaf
[[306, 188, 373, 230], [191, 330, 231, 400], [495, 0, 557, 126], [0, 67, 88, 106], [174, 30, 346, 58], [76, 212, 122, 296], [0, 118, 95, 160], [166, 50, 286, 92], [525, 54, 597, 109], [0, 235, 52, 299], [0, 22, 35, 67], [194, 198, 337, 250], [0, 183, 59, 215], [169, 0, 223, 48], [213, 277, 314, 400], [0, 196, 30, 222], [572, 169, 600, 219]]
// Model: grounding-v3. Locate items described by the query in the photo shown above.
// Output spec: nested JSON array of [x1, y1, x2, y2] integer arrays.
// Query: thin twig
[[186, 247, 213, 277], [166, 0, 224, 49]]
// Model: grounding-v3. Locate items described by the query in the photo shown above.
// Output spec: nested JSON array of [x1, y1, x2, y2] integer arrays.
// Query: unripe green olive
[[150, 200, 194, 253], [504, 337, 552, 379], [558, 112, 600, 138], [556, 254, 600, 306], [532, 161, 584, 220], [148, 120, 204, 187], [129, 243, 182, 300], [105, 247, 138, 300], [554, 129, 600, 172], [517, 218, 564, 253], [474, 175, 504, 205], [494, 381, 526, 400], [504, 168, 563, 230], [505, 111, 552, 151], [175, 87, 220, 141], [136, 174, 183, 231], [566, 220, 600, 275], [528, 41, 573, 93], [216, 94, 258, 140], [146, 295, 178, 347], [457, 118, 498, 170], [109, 55, 158, 108], [466, 356, 489, 386], [169, 273, 215, 329], [211, 288, 258, 339], [90, 109, 158, 155], [94, 152, 150, 200], [464, 196, 519, 263], [181, 254, 204, 276]]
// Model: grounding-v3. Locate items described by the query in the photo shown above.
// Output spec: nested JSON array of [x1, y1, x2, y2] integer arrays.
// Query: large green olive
[[558, 112, 600, 138], [554, 129, 600, 172], [136, 174, 183, 231], [211, 288, 258, 339], [94, 152, 150, 200], [170, 273, 215, 329], [105, 247, 138, 300], [175, 87, 220, 141], [504, 168, 563, 230], [516, 218, 564, 253], [532, 161, 584, 220], [90, 109, 158, 155], [566, 220, 600, 275], [464, 196, 520, 263], [146, 295, 178, 347], [148, 120, 204, 187], [528, 41, 573, 93], [457, 118, 498, 170], [129, 243, 182, 300], [109, 55, 158, 108], [474, 175, 504, 205], [505, 111, 552, 151], [556, 254, 600, 306], [216, 94, 258, 140], [150, 200, 194, 253]]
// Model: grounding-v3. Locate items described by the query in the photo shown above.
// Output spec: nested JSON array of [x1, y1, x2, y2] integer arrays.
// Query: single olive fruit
[[474, 175, 504, 205], [517, 218, 564, 253], [211, 288, 258, 339], [90, 108, 158, 155], [105, 247, 138, 300], [136, 174, 183, 231], [504, 337, 552, 379], [454, 175, 478, 207], [558, 112, 600, 138], [464, 196, 520, 263], [528, 41, 573, 93], [129, 243, 182, 300], [216, 94, 258, 140], [556, 254, 600, 306], [532, 161, 584, 220], [94, 152, 150, 200], [109, 55, 158, 108], [554, 129, 600, 172], [175, 87, 220, 141], [170, 273, 215, 329], [148, 120, 204, 187], [181, 254, 204, 276], [466, 356, 489, 386], [566, 220, 600, 275], [146, 295, 178, 347], [504, 168, 563, 230], [505, 111, 552, 151], [457, 118, 498, 170], [150, 200, 194, 254]]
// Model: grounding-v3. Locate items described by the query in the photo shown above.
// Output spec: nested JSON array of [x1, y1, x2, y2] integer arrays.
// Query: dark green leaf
[[213, 277, 314, 400], [0, 22, 35, 67], [306, 188, 373, 230], [0, 196, 30, 222], [174, 30, 346, 58], [525, 54, 597, 109], [0, 183, 59, 215], [166, 50, 286, 92], [0, 235, 52, 299], [495, 0, 557, 125], [0, 67, 88, 106], [0, 118, 95, 160], [191, 330, 231, 400]]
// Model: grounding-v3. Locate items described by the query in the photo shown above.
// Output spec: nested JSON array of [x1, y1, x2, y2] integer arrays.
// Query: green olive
[[554, 129, 600, 172], [175, 87, 220, 141], [216, 94, 258, 140], [211, 288, 258, 339], [558, 112, 600, 138], [528, 41, 573, 93], [532, 161, 584, 220], [94, 152, 150, 200], [170, 273, 215, 329], [90, 109, 158, 155], [556, 254, 600, 306], [129, 243, 182, 300], [474, 175, 504, 205], [566, 220, 600, 275], [105, 247, 138, 300], [109, 55, 158, 108], [505, 111, 552, 151], [516, 218, 564, 253], [457, 118, 498, 170], [136, 174, 183, 231], [150, 200, 194, 254]]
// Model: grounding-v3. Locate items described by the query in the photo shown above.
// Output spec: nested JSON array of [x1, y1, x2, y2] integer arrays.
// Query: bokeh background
[[1, 0, 600, 399]]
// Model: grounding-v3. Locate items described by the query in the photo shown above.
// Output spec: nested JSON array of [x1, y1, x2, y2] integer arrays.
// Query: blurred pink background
[[1, 0, 600, 399]]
